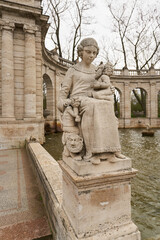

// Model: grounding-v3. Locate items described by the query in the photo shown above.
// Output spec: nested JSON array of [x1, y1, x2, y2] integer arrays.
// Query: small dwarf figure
[[62, 97, 81, 124], [71, 97, 81, 122]]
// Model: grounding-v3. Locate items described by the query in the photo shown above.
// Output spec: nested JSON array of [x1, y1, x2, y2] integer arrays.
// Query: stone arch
[[43, 73, 53, 120], [114, 88, 122, 118], [131, 87, 147, 118]]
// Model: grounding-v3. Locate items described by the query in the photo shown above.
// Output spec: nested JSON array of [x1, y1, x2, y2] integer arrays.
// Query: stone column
[[1, 22, 15, 118], [24, 25, 37, 118], [124, 82, 131, 127], [150, 81, 157, 126]]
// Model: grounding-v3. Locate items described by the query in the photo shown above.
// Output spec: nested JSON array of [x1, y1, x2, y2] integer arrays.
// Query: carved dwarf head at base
[[65, 133, 83, 153]]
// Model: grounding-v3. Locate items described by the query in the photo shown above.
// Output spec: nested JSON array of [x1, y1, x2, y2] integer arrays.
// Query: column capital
[[23, 24, 38, 34], [150, 80, 156, 86], [0, 20, 15, 31]]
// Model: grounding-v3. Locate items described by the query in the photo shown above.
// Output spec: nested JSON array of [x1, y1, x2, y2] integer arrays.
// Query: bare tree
[[107, 0, 138, 69], [99, 36, 120, 67], [42, 0, 69, 58], [107, 0, 160, 71], [42, 0, 94, 61], [126, 8, 160, 73], [106, 0, 160, 113], [70, 0, 94, 62]]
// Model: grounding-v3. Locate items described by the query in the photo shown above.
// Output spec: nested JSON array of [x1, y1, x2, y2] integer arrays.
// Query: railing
[[45, 48, 160, 75], [113, 69, 149, 76], [155, 70, 160, 75], [58, 57, 74, 68], [44, 47, 74, 68]]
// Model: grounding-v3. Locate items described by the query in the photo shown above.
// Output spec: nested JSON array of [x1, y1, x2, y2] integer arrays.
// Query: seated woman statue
[[58, 38, 125, 164]]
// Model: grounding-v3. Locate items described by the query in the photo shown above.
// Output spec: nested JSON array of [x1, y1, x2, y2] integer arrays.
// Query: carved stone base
[[59, 160, 141, 240], [63, 155, 132, 176]]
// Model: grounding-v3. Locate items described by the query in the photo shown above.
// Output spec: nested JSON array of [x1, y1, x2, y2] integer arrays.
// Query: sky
[[43, 0, 160, 68], [44, 0, 111, 51]]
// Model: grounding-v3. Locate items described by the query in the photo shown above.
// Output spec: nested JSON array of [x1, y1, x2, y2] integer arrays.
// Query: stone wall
[[0, 0, 48, 149], [5, 0, 39, 7]]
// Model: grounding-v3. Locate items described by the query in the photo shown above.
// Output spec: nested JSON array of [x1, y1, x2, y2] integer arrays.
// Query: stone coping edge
[[26, 142, 140, 240], [26, 141, 78, 240]]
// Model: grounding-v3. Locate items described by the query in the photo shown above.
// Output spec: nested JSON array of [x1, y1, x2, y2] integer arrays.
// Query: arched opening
[[158, 91, 160, 117], [114, 88, 121, 118], [43, 74, 53, 120], [131, 88, 147, 118]]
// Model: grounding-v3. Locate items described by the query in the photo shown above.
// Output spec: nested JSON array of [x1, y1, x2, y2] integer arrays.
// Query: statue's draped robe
[[58, 63, 121, 154]]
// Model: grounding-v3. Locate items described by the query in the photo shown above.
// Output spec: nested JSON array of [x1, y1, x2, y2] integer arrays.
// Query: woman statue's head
[[77, 38, 99, 58]]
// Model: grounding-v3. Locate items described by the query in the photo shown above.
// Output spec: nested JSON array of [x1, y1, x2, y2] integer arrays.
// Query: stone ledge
[[26, 142, 77, 240], [0, 0, 42, 16], [60, 160, 138, 188], [62, 155, 132, 176], [27, 142, 63, 204], [0, 118, 44, 123]]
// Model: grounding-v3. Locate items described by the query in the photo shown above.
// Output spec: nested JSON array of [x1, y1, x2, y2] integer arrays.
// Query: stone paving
[[0, 148, 52, 240]]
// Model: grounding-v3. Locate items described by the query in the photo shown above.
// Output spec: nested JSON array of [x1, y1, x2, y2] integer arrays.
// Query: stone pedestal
[[60, 158, 141, 240]]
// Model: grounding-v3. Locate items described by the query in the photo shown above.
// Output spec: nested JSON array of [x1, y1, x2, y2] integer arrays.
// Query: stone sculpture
[[63, 133, 83, 161], [58, 38, 125, 164]]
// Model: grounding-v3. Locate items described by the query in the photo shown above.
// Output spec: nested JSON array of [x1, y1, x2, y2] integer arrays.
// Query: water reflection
[[43, 129, 160, 240]]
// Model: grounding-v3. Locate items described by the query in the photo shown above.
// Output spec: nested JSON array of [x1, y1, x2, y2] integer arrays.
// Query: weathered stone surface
[[0, 120, 44, 149], [0, 0, 48, 147], [7, 0, 39, 7], [60, 160, 140, 239]]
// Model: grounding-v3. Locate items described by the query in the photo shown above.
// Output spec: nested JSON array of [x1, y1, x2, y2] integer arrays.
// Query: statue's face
[[66, 133, 83, 153], [82, 46, 97, 65]]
